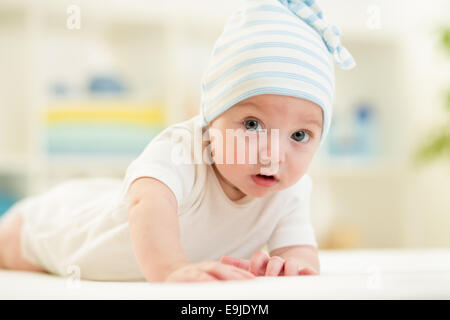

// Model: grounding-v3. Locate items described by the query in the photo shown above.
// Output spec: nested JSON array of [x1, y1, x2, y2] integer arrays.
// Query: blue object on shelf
[[46, 123, 164, 156], [88, 75, 126, 95], [326, 113, 357, 156], [325, 101, 379, 161], [353, 102, 378, 158], [0, 193, 18, 217], [51, 82, 70, 97]]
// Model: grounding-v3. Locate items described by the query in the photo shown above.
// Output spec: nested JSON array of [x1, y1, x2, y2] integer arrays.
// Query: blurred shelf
[[45, 155, 133, 169], [0, 155, 30, 175], [309, 157, 407, 179], [0, 154, 133, 175], [0, 0, 238, 28], [46, 98, 165, 106], [45, 100, 166, 124], [339, 29, 404, 49]]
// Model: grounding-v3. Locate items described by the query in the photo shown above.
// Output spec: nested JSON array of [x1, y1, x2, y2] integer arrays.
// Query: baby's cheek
[[287, 165, 308, 186]]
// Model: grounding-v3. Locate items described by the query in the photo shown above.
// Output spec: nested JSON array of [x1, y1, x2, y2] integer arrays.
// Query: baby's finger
[[230, 265, 256, 279], [166, 269, 218, 283], [196, 272, 220, 282], [176, 271, 218, 282], [220, 256, 250, 271], [298, 267, 318, 276], [283, 258, 299, 276], [249, 251, 270, 276], [265, 256, 285, 276], [203, 263, 254, 281]]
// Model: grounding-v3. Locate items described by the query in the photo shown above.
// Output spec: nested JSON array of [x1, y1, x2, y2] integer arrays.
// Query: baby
[[0, 0, 355, 282]]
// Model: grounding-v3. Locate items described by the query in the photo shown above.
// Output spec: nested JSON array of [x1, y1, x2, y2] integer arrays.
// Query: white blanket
[[1, 249, 449, 299]]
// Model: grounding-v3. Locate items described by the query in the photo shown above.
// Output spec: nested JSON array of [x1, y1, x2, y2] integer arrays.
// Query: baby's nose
[[259, 144, 286, 165]]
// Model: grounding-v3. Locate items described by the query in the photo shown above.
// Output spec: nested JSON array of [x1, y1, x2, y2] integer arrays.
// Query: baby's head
[[200, 0, 355, 199]]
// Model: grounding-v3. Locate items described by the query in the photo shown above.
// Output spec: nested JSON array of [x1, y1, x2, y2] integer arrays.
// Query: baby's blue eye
[[243, 119, 263, 131], [291, 130, 310, 143]]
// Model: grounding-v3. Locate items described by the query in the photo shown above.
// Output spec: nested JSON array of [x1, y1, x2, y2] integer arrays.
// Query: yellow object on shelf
[[45, 101, 166, 125]]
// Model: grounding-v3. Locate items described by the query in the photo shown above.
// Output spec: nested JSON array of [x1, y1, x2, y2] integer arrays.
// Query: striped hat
[[200, 0, 356, 147]]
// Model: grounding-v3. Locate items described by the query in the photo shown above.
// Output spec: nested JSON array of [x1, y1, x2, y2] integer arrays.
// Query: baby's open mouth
[[256, 174, 276, 180], [251, 174, 279, 187]]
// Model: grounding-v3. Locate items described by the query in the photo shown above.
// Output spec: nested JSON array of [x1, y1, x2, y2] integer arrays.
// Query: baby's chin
[[243, 187, 279, 199]]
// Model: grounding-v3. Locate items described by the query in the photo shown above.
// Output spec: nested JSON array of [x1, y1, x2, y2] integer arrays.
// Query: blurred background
[[0, 0, 449, 250]]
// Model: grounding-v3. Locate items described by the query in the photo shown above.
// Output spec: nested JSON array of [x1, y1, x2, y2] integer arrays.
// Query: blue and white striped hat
[[200, 0, 356, 147]]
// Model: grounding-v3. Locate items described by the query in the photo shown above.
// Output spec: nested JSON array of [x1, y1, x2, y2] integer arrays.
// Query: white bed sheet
[[1, 249, 449, 299]]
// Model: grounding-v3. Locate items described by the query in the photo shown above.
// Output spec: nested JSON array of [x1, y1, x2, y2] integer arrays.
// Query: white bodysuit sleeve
[[119, 126, 196, 210], [267, 174, 318, 252]]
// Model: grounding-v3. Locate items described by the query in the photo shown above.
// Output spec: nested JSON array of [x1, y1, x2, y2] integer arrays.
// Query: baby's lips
[[257, 173, 279, 181]]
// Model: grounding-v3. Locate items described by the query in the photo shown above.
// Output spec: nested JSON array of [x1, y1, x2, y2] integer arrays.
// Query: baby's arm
[[128, 177, 255, 282], [128, 177, 189, 282]]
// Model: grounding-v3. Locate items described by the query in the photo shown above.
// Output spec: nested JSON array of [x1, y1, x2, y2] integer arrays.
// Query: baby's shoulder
[[154, 115, 203, 141], [149, 115, 204, 154]]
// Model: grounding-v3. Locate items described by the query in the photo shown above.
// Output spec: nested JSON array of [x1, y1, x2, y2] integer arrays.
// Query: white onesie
[[2, 114, 317, 281]]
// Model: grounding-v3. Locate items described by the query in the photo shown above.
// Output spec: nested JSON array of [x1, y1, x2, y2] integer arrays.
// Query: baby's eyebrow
[[302, 118, 322, 129], [239, 101, 260, 110]]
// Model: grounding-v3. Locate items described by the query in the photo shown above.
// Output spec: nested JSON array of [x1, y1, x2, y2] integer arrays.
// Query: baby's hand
[[164, 260, 256, 282], [220, 251, 318, 277]]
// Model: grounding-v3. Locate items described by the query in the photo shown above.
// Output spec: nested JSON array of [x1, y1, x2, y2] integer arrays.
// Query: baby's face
[[205, 94, 323, 200]]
